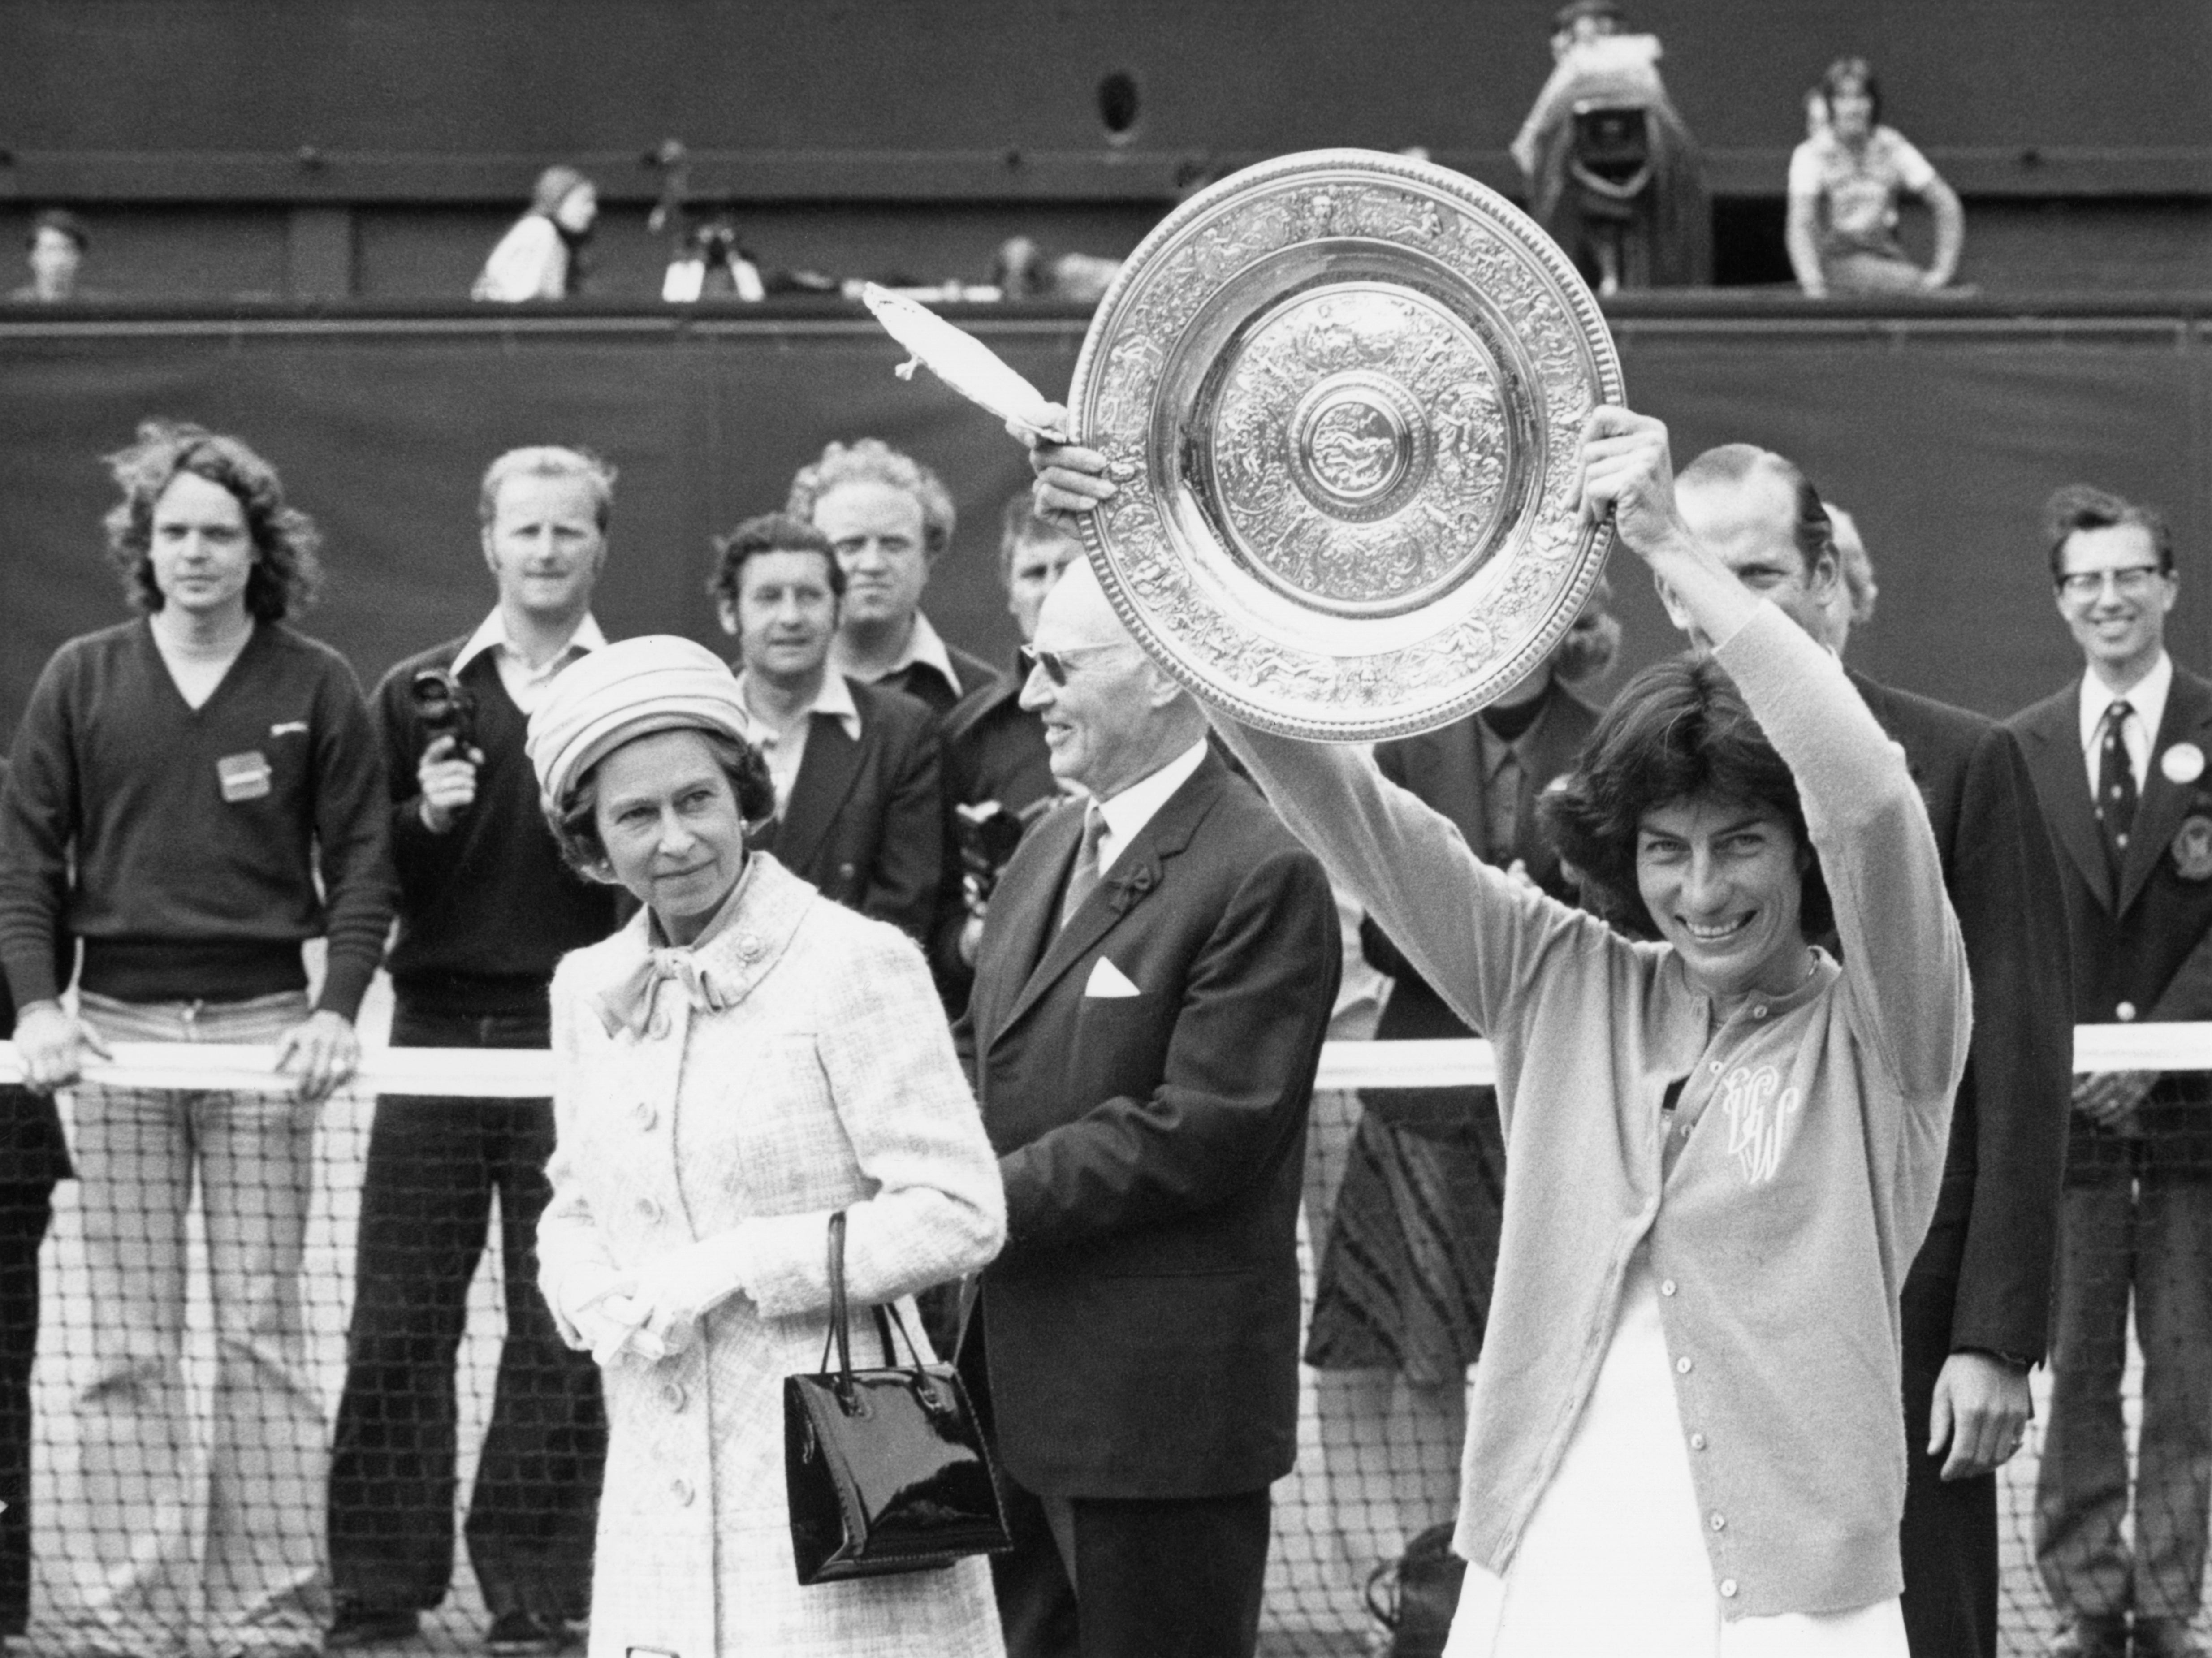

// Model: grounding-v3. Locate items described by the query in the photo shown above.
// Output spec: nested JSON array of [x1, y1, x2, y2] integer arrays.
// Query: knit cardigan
[[1219, 603, 1969, 1618]]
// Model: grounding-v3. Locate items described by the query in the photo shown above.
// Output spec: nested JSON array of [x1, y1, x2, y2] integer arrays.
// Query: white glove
[[554, 1261, 668, 1369], [630, 1232, 754, 1358]]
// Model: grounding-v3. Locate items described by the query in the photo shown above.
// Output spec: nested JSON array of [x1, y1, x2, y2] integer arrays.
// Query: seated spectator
[[1788, 58, 1964, 297], [711, 512, 943, 943], [992, 236, 1122, 303], [12, 210, 91, 303], [1512, 0, 1710, 291], [474, 166, 598, 302], [786, 439, 1001, 716]]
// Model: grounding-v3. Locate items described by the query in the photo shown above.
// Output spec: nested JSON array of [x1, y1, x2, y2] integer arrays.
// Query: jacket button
[[672, 1477, 694, 1506], [838, 862, 855, 879], [648, 1012, 671, 1040], [1751, 1005, 1767, 1019], [2115, 1001, 2137, 1022], [1660, 1278, 1677, 1296], [661, 1381, 687, 1411], [636, 1196, 661, 1224], [1708, 1060, 1723, 1075], [1689, 1433, 1707, 1451], [1710, 1511, 1726, 1532], [1676, 1356, 1694, 1375], [737, 933, 764, 961], [1719, 1579, 1738, 1599], [633, 1101, 656, 1130]]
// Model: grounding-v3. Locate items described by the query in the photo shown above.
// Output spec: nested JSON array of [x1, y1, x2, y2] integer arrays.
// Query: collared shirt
[[452, 609, 607, 714], [1091, 739, 1210, 876], [734, 668, 863, 813], [829, 609, 966, 704], [2078, 650, 2173, 799]]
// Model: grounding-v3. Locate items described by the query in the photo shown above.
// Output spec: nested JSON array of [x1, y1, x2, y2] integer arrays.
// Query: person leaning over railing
[[0, 420, 390, 1658], [1028, 403, 1969, 1657]]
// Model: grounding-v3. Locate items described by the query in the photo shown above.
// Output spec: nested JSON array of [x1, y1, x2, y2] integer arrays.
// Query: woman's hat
[[526, 635, 752, 810]]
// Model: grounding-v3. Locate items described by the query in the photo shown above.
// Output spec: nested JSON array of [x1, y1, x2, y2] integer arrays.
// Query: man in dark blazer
[[1668, 446, 2074, 1658], [0, 758, 69, 1654], [713, 512, 942, 943], [955, 558, 1339, 1658], [2011, 485, 2210, 1658]]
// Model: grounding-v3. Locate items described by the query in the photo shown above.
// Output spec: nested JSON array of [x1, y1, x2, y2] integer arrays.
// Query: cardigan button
[[672, 1476, 695, 1506], [661, 1381, 687, 1411], [1751, 1005, 1767, 1019], [1675, 1356, 1693, 1375], [1689, 1433, 1707, 1451], [737, 933, 764, 961], [2115, 1001, 2137, 1022], [1709, 1511, 1726, 1532], [1708, 1061, 1723, 1075], [636, 1196, 662, 1224], [648, 1012, 671, 1040], [1719, 1579, 1738, 1599], [1660, 1278, 1677, 1296], [633, 1101, 657, 1130]]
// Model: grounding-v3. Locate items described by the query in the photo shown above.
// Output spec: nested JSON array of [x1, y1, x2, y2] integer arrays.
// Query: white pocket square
[[1083, 957, 1141, 998]]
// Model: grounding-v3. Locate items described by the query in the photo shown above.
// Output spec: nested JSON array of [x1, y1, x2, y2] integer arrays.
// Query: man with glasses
[[954, 558, 1339, 1658], [2012, 486, 2209, 1658]]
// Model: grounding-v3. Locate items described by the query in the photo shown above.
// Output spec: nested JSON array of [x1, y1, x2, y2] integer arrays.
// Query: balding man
[[1661, 446, 2072, 1658], [954, 561, 1339, 1658]]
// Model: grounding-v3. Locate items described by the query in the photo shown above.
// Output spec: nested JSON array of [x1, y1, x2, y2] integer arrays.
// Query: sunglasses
[[1019, 643, 1132, 686]]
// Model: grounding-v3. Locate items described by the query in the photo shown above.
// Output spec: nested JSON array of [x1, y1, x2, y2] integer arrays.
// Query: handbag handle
[[818, 1211, 922, 1387]]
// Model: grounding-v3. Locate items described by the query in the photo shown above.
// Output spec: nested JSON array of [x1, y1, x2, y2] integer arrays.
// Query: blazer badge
[[2173, 813, 2212, 882]]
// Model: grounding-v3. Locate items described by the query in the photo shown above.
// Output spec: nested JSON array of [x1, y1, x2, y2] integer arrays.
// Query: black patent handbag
[[783, 1210, 1012, 1585]]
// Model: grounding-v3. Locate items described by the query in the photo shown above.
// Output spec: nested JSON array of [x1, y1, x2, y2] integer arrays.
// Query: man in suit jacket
[[713, 512, 942, 942], [955, 559, 1339, 1658], [2011, 485, 2210, 1658], [1666, 446, 2074, 1658]]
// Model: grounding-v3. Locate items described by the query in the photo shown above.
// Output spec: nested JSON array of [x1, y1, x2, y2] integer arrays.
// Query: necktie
[[2097, 699, 2138, 877], [1057, 807, 1108, 931]]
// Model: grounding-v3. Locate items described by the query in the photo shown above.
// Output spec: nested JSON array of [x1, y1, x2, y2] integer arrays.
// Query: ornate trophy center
[[1201, 284, 1513, 617], [1296, 380, 1416, 506]]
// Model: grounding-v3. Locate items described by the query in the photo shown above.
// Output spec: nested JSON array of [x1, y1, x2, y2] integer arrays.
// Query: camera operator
[[326, 447, 620, 1654]]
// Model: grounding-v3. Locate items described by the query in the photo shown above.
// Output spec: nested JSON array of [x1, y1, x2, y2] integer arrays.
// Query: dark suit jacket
[[1360, 678, 1599, 1132], [754, 676, 942, 945], [1849, 672, 2074, 1368], [955, 751, 1339, 1500], [2009, 665, 2212, 1186], [875, 636, 1004, 720]]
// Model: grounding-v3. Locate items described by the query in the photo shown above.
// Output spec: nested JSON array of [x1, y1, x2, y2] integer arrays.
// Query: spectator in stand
[[710, 512, 943, 943], [934, 492, 1082, 1000], [0, 759, 70, 1658], [474, 166, 599, 302], [325, 447, 622, 1655], [1659, 459, 2070, 1658], [2013, 487, 2209, 1658], [1306, 583, 1618, 1572], [1511, 0, 1710, 291], [786, 439, 1001, 717], [11, 210, 91, 303], [1788, 59, 1965, 298], [0, 421, 389, 1658]]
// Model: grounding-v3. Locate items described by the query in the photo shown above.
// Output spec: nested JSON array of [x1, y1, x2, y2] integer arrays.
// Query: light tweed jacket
[[539, 853, 1007, 1658]]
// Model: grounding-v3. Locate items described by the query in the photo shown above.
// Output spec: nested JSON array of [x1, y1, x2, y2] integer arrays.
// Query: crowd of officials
[[0, 397, 2203, 1658]]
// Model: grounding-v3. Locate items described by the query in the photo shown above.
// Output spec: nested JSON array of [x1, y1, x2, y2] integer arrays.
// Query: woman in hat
[[525, 636, 1006, 1658], [474, 164, 599, 301]]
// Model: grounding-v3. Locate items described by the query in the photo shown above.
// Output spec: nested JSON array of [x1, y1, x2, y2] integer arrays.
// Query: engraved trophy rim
[[1068, 147, 1624, 742]]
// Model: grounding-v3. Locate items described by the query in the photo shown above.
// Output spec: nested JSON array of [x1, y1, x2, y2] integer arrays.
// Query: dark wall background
[[1, 309, 2204, 743]]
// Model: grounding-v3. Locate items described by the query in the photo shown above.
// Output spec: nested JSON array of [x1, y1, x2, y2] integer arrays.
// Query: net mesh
[[3, 1049, 2204, 1658]]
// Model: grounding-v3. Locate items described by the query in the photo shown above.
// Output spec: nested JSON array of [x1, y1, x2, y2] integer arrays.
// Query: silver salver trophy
[[865, 147, 1621, 742]]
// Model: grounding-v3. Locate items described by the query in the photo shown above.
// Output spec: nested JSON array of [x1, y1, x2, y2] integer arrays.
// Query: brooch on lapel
[[1108, 861, 1158, 914], [2173, 813, 2212, 883]]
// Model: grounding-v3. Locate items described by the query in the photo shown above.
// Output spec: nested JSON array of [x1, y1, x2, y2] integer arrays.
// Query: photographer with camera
[[326, 447, 621, 1656]]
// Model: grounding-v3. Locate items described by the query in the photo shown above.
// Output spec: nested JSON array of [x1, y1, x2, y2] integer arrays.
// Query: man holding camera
[[326, 448, 619, 1654]]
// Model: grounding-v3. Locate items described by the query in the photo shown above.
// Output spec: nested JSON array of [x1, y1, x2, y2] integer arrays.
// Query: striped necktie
[[1057, 806, 1108, 931]]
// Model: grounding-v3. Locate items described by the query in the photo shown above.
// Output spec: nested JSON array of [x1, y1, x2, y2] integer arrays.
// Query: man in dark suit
[[2011, 485, 2210, 1658], [0, 759, 69, 1656], [1666, 445, 2074, 1658], [712, 512, 942, 941], [955, 557, 1340, 1658]]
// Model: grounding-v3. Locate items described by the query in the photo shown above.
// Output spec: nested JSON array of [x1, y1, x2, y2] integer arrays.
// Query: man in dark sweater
[[325, 447, 619, 1655], [0, 421, 390, 1658]]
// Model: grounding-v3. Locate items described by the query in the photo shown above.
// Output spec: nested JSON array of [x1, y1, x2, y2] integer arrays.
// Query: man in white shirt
[[2011, 486, 2210, 1658], [329, 446, 622, 1655], [711, 512, 942, 942], [785, 437, 1001, 716]]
